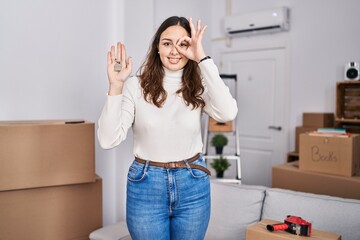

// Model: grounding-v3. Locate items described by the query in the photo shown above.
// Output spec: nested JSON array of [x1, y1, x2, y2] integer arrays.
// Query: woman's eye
[[163, 42, 171, 46], [180, 43, 188, 48]]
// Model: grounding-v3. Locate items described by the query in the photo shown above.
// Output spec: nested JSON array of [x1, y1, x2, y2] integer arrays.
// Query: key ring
[[114, 59, 122, 72]]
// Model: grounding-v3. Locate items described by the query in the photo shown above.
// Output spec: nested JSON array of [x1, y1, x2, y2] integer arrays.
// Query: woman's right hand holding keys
[[107, 42, 132, 95]]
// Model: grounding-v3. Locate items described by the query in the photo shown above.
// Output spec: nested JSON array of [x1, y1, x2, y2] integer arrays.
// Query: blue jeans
[[126, 156, 211, 240]]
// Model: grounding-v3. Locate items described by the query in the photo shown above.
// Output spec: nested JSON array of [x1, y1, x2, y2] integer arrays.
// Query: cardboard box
[[286, 151, 299, 163], [303, 113, 335, 128], [299, 133, 360, 176], [0, 176, 102, 240], [295, 126, 317, 152], [272, 161, 360, 200], [246, 219, 341, 240], [0, 120, 96, 191], [208, 117, 233, 132]]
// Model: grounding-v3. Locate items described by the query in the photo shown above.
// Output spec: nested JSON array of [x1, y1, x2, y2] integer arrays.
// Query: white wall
[[2, 0, 360, 227], [0, 0, 122, 226]]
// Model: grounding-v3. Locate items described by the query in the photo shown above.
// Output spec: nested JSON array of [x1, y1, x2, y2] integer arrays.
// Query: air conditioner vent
[[224, 7, 290, 37]]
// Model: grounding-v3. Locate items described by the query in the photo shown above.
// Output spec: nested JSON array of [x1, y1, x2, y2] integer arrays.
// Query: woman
[[98, 16, 237, 240]]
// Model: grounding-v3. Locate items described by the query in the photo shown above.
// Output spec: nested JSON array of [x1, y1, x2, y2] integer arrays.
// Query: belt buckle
[[164, 162, 177, 169]]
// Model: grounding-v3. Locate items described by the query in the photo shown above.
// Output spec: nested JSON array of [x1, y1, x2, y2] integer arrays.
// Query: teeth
[[169, 58, 180, 64]]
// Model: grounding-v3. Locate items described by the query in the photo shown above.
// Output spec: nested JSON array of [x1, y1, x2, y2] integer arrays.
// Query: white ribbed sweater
[[98, 59, 238, 162]]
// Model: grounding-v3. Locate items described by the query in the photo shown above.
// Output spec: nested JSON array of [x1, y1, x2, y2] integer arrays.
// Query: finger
[[177, 36, 191, 45], [121, 44, 126, 68], [197, 25, 208, 40], [174, 44, 186, 55], [107, 51, 112, 65], [126, 57, 132, 70], [175, 41, 191, 57], [188, 17, 196, 37], [116, 42, 121, 61], [110, 45, 116, 62], [197, 19, 201, 34], [176, 36, 191, 53], [202, 25, 208, 32]]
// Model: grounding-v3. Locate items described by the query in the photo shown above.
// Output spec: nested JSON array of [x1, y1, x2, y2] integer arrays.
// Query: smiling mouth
[[168, 57, 181, 64]]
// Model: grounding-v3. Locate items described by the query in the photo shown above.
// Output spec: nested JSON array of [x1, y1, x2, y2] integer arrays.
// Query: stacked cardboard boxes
[[286, 113, 335, 163], [273, 112, 360, 200], [0, 120, 102, 240]]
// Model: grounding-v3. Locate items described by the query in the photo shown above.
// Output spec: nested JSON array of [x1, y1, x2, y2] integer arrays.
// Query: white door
[[221, 47, 289, 186]]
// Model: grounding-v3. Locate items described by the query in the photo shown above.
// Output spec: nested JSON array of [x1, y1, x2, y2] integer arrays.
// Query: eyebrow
[[160, 38, 173, 42], [161, 38, 186, 46]]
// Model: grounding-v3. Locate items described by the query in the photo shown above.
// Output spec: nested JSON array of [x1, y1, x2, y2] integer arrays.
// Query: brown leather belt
[[134, 153, 211, 176]]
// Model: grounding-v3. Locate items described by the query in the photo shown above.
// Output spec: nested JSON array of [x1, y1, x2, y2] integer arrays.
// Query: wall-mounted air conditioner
[[224, 7, 290, 37]]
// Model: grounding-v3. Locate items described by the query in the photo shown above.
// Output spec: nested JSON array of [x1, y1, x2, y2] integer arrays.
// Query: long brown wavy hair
[[138, 16, 205, 109]]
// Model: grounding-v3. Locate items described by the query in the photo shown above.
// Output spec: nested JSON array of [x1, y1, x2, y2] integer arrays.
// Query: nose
[[170, 45, 179, 55]]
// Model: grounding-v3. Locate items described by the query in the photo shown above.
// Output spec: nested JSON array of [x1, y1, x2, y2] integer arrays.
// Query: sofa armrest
[[89, 221, 131, 240]]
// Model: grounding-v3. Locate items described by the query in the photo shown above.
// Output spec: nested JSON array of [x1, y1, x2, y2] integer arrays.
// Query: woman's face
[[158, 25, 189, 71]]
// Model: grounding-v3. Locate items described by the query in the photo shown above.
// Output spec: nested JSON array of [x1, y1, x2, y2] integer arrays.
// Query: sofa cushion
[[262, 188, 360, 240], [205, 181, 267, 240]]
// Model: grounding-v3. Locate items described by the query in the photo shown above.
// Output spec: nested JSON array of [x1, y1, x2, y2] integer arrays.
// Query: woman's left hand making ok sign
[[175, 17, 208, 63]]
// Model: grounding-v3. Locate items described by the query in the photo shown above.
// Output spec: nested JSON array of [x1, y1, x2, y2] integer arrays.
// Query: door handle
[[268, 126, 282, 131]]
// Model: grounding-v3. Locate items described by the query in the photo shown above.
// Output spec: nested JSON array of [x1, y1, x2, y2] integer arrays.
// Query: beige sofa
[[90, 181, 360, 240]]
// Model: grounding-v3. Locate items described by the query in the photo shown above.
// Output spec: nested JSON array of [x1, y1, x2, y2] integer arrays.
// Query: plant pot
[[216, 171, 224, 178], [215, 146, 223, 154]]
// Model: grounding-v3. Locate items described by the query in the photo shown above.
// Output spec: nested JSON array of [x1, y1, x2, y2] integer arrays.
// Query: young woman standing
[[98, 16, 237, 240]]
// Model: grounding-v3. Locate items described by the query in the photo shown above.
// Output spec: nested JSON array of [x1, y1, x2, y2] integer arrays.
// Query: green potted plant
[[210, 156, 231, 178], [210, 134, 228, 154]]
